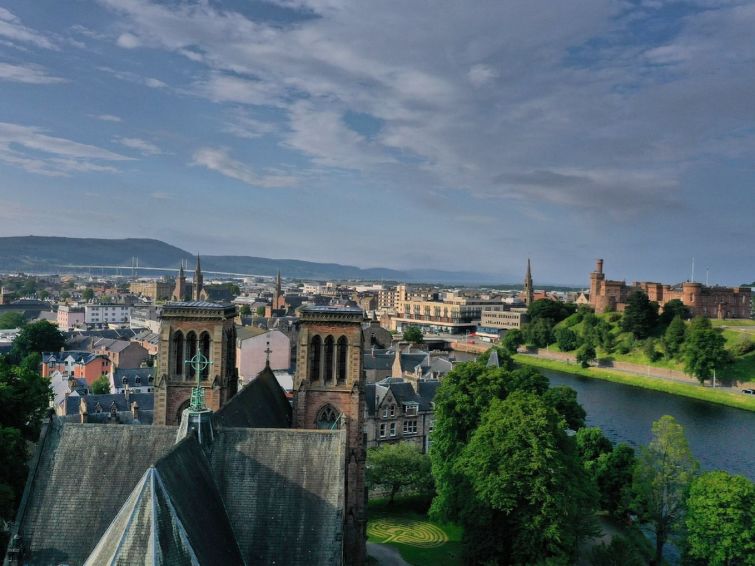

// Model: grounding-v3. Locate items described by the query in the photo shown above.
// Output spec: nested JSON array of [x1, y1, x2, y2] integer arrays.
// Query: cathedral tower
[[154, 302, 237, 425], [524, 258, 534, 306], [172, 262, 186, 301], [192, 254, 203, 301], [293, 306, 366, 565]]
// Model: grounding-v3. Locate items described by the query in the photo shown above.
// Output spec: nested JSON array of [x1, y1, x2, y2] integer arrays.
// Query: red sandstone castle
[[589, 259, 752, 319]]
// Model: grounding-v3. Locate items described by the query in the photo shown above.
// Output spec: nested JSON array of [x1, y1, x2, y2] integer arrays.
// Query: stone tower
[[192, 255, 203, 301], [172, 263, 186, 301], [154, 302, 238, 425], [293, 306, 367, 566], [589, 258, 606, 311], [273, 270, 282, 310], [524, 258, 534, 306]]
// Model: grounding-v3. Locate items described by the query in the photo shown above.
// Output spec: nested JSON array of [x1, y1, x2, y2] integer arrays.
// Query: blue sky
[[0, 0, 753, 286]]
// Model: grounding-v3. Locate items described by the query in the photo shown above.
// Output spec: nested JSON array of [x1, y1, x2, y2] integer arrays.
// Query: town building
[[129, 278, 174, 301], [84, 303, 131, 326], [56, 305, 85, 330], [236, 326, 291, 384], [92, 337, 149, 369], [476, 307, 529, 340], [589, 259, 752, 319], [41, 351, 111, 386], [110, 367, 155, 394]]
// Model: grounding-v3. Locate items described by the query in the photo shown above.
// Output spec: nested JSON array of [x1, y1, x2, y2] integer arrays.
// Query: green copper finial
[[184, 351, 213, 411]]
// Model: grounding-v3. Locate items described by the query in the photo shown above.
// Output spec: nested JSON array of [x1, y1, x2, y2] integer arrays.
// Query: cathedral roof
[[214, 364, 292, 429]]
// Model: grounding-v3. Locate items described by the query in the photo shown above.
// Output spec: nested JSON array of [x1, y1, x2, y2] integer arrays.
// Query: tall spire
[[192, 254, 203, 301], [524, 258, 534, 306]]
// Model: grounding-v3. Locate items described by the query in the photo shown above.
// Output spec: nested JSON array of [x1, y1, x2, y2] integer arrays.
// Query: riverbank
[[514, 354, 755, 412]]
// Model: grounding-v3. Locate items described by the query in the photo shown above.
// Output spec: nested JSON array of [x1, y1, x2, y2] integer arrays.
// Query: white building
[[84, 304, 131, 326], [236, 327, 291, 384]]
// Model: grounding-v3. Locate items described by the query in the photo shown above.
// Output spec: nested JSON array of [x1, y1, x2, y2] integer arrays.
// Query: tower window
[[310, 335, 321, 381], [185, 331, 197, 379], [324, 335, 334, 383], [199, 331, 211, 380], [337, 336, 348, 383], [316, 405, 339, 429], [172, 331, 184, 376]]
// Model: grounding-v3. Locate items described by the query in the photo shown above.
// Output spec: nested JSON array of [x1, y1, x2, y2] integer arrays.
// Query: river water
[[543, 369, 755, 480]]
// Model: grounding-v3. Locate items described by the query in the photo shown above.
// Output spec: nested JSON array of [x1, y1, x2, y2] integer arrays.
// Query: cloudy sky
[[0, 0, 753, 285]]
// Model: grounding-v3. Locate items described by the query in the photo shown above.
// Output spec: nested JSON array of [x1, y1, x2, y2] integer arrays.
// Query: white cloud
[[192, 147, 298, 188], [0, 121, 130, 176], [116, 32, 141, 48], [144, 77, 166, 88], [223, 111, 279, 139], [0, 8, 58, 50], [0, 62, 66, 84], [467, 64, 498, 87], [92, 114, 122, 122], [115, 136, 162, 155]]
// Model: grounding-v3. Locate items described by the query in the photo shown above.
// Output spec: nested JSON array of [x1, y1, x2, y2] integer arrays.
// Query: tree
[[576, 427, 613, 465], [543, 385, 586, 430], [456, 392, 597, 564], [524, 317, 554, 348], [684, 471, 755, 566], [239, 304, 252, 316], [91, 375, 111, 394], [555, 327, 579, 351], [499, 328, 524, 354], [576, 342, 596, 368], [643, 337, 661, 362], [683, 317, 729, 384], [632, 415, 699, 565], [659, 299, 689, 326], [255, 306, 266, 316], [596, 444, 636, 519], [621, 290, 659, 338], [366, 443, 433, 503], [527, 299, 576, 324], [0, 312, 25, 329], [402, 326, 424, 344], [60, 291, 71, 301], [82, 287, 94, 301], [10, 320, 65, 362], [663, 315, 687, 359], [590, 537, 646, 566]]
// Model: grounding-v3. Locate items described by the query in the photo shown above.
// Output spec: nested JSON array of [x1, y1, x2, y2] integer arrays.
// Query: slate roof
[[215, 364, 292, 429], [366, 378, 440, 415], [362, 349, 430, 373], [14, 422, 179, 566], [92, 337, 133, 353], [62, 392, 154, 416], [113, 367, 155, 388], [235, 325, 268, 342], [42, 351, 102, 365]]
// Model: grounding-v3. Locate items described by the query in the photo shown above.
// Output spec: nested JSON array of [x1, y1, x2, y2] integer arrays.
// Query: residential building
[[129, 279, 174, 301], [57, 392, 154, 425], [84, 303, 131, 326], [110, 367, 155, 394], [236, 326, 291, 384], [41, 351, 111, 386], [56, 305, 85, 330], [92, 337, 149, 369]]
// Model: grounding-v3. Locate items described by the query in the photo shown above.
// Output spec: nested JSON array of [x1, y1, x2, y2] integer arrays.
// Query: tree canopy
[[499, 328, 524, 354], [683, 316, 729, 383], [620, 290, 659, 338], [0, 312, 25, 330], [10, 320, 65, 363], [402, 325, 424, 344], [684, 471, 755, 566], [527, 299, 576, 324], [663, 315, 687, 359], [366, 443, 433, 503], [659, 299, 690, 326], [91, 375, 111, 395]]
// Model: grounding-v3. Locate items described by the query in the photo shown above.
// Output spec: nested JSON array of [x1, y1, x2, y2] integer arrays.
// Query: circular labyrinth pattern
[[368, 517, 448, 548]]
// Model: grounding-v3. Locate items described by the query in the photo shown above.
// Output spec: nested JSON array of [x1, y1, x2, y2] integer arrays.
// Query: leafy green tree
[[663, 315, 687, 359], [239, 304, 252, 316], [683, 317, 729, 384], [402, 325, 424, 344], [659, 298, 689, 326], [524, 317, 554, 348], [543, 385, 586, 430], [366, 443, 433, 503], [576, 342, 596, 368], [82, 287, 94, 301], [589, 537, 645, 566], [596, 444, 636, 518], [620, 290, 659, 338], [527, 299, 576, 324], [643, 337, 661, 362], [576, 427, 613, 465], [91, 375, 111, 394], [0, 426, 29, 522], [555, 326, 579, 351], [633, 415, 699, 565], [256, 306, 266, 316], [684, 471, 755, 566], [60, 290, 71, 301], [0, 312, 25, 329], [457, 392, 597, 564], [591, 319, 615, 353], [10, 320, 65, 362], [499, 328, 524, 354]]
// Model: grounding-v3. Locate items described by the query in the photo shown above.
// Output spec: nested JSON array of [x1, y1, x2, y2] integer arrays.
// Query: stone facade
[[293, 306, 367, 566], [589, 259, 751, 319], [154, 302, 238, 425]]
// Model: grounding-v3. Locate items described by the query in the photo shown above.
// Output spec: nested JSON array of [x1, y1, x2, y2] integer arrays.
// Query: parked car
[[742, 389, 754, 395]]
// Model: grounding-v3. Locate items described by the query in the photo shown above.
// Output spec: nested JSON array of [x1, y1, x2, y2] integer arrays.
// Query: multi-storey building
[[589, 259, 752, 319], [41, 351, 111, 385], [85, 303, 131, 326], [129, 279, 174, 301], [57, 305, 85, 330], [477, 307, 529, 339]]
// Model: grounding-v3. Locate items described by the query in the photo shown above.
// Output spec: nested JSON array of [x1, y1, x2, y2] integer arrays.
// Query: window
[[309, 335, 321, 381], [324, 335, 334, 383], [379, 423, 386, 438], [389, 422, 397, 436], [316, 405, 339, 429], [403, 420, 417, 435], [404, 403, 418, 416], [389, 404, 395, 417], [336, 336, 348, 383], [382, 406, 389, 419]]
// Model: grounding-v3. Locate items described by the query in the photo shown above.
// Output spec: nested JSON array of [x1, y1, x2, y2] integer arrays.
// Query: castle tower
[[589, 258, 605, 311], [154, 302, 238, 425], [172, 263, 186, 301], [293, 306, 367, 566], [524, 258, 534, 306], [192, 255, 203, 301]]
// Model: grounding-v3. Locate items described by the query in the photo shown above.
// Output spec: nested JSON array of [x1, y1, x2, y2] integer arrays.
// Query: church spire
[[524, 258, 534, 306], [192, 254, 203, 301]]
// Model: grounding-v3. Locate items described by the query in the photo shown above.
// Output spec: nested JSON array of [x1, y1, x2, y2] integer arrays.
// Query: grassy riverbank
[[514, 354, 755, 412]]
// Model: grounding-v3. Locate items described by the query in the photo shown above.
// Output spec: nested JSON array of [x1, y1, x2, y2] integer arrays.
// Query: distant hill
[[0, 236, 495, 283]]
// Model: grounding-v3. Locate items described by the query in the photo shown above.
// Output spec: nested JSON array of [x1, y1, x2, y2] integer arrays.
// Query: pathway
[[367, 542, 412, 566]]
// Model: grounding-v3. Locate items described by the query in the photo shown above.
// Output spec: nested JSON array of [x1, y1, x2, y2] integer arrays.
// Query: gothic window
[[310, 335, 321, 381], [316, 405, 339, 429], [324, 335, 334, 383], [225, 326, 236, 377], [337, 336, 348, 383], [185, 331, 197, 379], [199, 331, 211, 380], [172, 331, 184, 376]]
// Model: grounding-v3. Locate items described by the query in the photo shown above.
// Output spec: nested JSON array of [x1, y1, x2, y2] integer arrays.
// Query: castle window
[[316, 405, 339, 429], [185, 331, 197, 379], [309, 335, 321, 381], [172, 331, 184, 376], [199, 331, 211, 380], [324, 335, 334, 383], [337, 336, 348, 383]]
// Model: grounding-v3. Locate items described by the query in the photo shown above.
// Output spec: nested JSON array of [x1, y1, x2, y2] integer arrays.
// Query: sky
[[0, 0, 753, 286]]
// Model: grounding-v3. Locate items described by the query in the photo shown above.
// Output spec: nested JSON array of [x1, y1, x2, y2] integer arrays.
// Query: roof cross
[[185, 351, 213, 411]]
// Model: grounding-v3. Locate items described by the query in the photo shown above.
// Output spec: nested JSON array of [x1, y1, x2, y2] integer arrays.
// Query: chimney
[[79, 397, 88, 424], [595, 259, 604, 274], [131, 400, 139, 421]]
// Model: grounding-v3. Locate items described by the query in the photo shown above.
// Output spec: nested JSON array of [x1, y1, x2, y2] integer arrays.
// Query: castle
[[589, 259, 751, 319]]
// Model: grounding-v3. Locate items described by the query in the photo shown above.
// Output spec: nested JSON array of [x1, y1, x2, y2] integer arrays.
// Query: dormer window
[[404, 403, 418, 416], [135, 376, 141, 385], [122, 376, 128, 384]]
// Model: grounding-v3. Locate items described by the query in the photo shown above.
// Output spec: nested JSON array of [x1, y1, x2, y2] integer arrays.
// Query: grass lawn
[[514, 355, 755, 412], [368, 497, 463, 566]]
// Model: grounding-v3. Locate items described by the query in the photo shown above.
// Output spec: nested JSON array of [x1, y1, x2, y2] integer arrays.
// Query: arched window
[[309, 335, 321, 381], [185, 331, 197, 379], [324, 336, 334, 383], [199, 331, 211, 380], [172, 331, 184, 376], [337, 336, 348, 384], [316, 405, 340, 429]]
